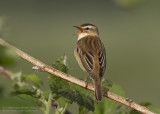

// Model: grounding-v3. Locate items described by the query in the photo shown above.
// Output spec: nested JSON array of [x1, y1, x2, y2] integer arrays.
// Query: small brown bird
[[74, 23, 106, 101]]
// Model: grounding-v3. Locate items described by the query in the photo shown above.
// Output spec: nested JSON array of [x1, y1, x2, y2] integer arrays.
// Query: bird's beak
[[73, 26, 83, 34]]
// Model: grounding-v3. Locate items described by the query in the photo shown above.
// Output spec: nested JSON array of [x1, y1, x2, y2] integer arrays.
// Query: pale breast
[[74, 48, 86, 72]]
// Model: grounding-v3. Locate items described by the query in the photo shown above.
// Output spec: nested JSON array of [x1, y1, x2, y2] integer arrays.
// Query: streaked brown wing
[[78, 50, 94, 72], [98, 46, 106, 77], [76, 36, 106, 78]]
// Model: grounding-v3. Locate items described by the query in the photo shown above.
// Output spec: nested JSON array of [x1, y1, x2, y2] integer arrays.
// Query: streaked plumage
[[74, 23, 106, 101]]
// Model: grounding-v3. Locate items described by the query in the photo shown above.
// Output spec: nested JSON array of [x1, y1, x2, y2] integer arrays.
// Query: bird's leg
[[84, 75, 89, 88]]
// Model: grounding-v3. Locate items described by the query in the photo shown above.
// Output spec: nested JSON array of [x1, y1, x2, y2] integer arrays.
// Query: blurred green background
[[0, 0, 160, 113]]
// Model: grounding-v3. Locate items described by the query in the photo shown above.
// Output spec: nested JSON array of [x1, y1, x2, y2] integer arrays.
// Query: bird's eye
[[85, 27, 89, 30]]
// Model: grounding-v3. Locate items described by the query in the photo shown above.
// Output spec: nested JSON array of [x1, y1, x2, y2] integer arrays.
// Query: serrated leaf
[[59, 90, 94, 112], [49, 55, 70, 94], [49, 75, 70, 94], [94, 84, 126, 114], [49, 56, 95, 112], [70, 83, 93, 96], [22, 74, 43, 87]]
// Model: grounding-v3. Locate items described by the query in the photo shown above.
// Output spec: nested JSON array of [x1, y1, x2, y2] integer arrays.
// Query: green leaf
[[10, 71, 22, 82], [49, 56, 95, 112], [94, 84, 126, 114], [11, 85, 37, 97], [43, 90, 51, 100], [147, 105, 160, 114], [49, 75, 70, 94], [129, 110, 141, 114], [22, 74, 43, 87], [0, 94, 38, 108], [53, 55, 68, 73], [140, 102, 152, 107], [49, 55, 70, 94], [59, 90, 94, 112], [79, 106, 89, 114], [70, 82, 93, 96], [102, 79, 113, 92]]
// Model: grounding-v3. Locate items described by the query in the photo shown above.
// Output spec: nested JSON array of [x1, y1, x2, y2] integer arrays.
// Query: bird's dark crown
[[80, 23, 96, 27]]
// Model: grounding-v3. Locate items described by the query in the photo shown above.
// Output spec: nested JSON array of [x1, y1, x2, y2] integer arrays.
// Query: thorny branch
[[0, 38, 155, 114]]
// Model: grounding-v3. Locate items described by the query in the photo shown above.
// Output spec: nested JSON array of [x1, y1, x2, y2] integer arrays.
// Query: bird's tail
[[94, 80, 102, 101]]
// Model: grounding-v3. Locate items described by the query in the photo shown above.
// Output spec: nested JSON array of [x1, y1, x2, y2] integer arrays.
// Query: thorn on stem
[[126, 98, 133, 104], [32, 66, 45, 72]]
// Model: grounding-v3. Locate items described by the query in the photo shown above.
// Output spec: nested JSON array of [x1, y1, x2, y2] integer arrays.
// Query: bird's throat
[[78, 33, 98, 41], [78, 33, 88, 40]]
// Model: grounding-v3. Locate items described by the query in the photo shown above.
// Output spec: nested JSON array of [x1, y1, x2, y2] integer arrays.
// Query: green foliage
[[94, 84, 126, 114], [22, 74, 43, 87], [49, 55, 95, 113], [79, 106, 89, 114], [0, 55, 160, 114], [10, 73, 53, 114]]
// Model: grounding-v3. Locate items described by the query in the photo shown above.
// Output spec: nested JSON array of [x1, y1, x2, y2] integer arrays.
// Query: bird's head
[[74, 23, 99, 40]]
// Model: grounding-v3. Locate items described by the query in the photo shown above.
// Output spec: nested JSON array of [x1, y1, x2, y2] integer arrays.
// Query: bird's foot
[[84, 76, 89, 89]]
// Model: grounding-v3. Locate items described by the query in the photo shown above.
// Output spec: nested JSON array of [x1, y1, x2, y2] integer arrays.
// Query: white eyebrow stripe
[[81, 26, 95, 29]]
